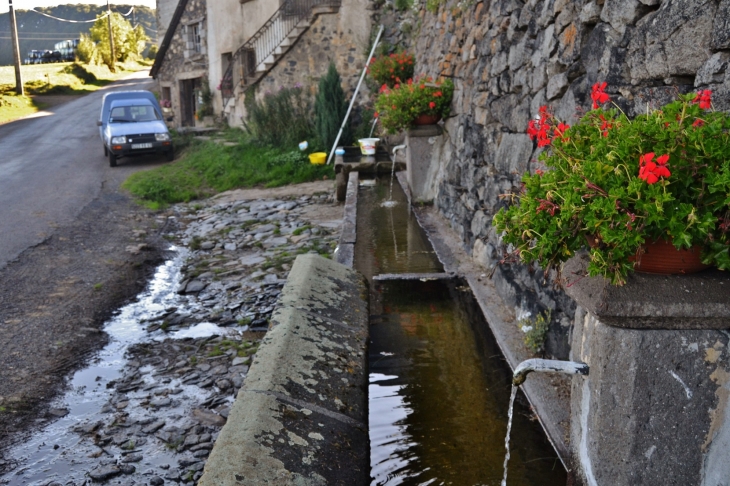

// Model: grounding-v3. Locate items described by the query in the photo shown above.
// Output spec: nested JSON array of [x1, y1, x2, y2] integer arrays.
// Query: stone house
[[151, 0, 209, 127], [152, 0, 372, 128]]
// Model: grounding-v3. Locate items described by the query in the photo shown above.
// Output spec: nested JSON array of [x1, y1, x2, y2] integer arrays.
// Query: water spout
[[512, 358, 589, 386]]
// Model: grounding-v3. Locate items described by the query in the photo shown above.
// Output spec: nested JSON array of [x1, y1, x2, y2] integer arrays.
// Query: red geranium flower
[[591, 82, 610, 110], [693, 90, 712, 110], [693, 118, 705, 128], [429, 101, 436, 109], [553, 122, 570, 142], [638, 152, 671, 184]]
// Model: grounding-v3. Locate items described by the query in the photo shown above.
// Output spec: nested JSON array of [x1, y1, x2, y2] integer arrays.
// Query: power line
[[26, 5, 135, 24]]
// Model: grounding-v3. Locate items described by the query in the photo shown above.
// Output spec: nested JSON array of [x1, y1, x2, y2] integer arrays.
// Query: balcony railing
[[221, 0, 340, 107]]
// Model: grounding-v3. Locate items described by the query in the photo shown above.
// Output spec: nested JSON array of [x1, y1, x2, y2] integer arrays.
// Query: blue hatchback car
[[97, 91, 173, 167]]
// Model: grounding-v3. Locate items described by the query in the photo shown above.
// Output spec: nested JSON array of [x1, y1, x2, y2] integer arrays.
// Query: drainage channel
[[356, 177, 567, 485]]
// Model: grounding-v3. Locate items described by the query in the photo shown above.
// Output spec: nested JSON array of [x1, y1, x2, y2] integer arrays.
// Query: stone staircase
[[220, 0, 340, 114]]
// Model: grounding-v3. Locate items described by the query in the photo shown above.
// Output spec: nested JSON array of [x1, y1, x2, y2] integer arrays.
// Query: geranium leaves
[[493, 87, 730, 285]]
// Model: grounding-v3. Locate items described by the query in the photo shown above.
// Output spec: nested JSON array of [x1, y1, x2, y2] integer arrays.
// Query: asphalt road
[[0, 70, 166, 270]]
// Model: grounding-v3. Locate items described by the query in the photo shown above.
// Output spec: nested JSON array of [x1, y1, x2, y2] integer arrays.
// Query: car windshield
[[109, 105, 161, 123]]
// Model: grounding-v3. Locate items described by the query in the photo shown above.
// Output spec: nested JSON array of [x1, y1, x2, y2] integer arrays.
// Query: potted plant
[[160, 98, 172, 113], [493, 83, 730, 285], [367, 52, 415, 89], [374, 76, 454, 134]]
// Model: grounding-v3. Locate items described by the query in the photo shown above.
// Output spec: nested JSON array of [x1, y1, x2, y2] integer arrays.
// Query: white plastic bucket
[[358, 138, 379, 155]]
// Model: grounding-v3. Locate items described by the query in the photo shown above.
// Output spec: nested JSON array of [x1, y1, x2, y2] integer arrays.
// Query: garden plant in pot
[[367, 52, 415, 89], [374, 76, 454, 134], [493, 83, 730, 285]]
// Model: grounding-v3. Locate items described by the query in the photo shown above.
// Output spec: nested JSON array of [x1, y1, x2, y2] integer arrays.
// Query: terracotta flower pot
[[633, 239, 710, 275], [413, 114, 441, 126]]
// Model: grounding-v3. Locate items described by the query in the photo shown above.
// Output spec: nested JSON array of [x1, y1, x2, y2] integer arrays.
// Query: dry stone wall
[[386, 0, 730, 358]]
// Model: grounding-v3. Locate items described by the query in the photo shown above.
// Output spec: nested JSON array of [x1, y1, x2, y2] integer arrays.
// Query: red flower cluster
[[693, 90, 712, 110], [638, 152, 671, 184], [527, 106, 570, 147], [591, 82, 610, 110]]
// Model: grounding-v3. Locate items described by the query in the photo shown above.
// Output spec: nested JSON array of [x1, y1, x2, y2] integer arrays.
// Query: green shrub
[[315, 62, 351, 151], [244, 85, 315, 148]]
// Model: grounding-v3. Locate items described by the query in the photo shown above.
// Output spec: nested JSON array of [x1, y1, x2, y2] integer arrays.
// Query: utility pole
[[9, 0, 24, 95], [107, 0, 116, 73]]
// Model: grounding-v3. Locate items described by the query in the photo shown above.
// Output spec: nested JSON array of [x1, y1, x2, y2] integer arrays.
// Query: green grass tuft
[[123, 132, 332, 208]]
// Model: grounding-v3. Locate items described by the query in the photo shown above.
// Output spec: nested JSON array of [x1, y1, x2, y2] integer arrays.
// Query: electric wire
[[26, 5, 134, 23]]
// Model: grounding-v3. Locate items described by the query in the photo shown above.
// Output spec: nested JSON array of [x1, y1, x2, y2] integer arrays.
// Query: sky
[[0, 0, 156, 15]]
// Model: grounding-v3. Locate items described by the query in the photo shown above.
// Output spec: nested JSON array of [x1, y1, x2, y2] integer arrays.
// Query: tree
[[315, 62, 351, 151], [89, 12, 148, 69]]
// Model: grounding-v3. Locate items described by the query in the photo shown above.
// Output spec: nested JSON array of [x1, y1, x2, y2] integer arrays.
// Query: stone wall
[[383, 0, 730, 358]]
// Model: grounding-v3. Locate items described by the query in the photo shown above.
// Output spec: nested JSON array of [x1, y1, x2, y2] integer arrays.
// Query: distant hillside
[[0, 4, 156, 67]]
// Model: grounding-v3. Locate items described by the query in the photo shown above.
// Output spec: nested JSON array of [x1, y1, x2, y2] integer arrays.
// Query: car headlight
[[111, 136, 127, 144], [155, 132, 171, 141]]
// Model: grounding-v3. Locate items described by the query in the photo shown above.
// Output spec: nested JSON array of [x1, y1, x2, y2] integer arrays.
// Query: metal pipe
[[326, 24, 385, 165], [512, 358, 589, 386]]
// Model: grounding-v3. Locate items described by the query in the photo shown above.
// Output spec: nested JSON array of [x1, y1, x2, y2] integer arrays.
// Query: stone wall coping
[[563, 251, 730, 329], [405, 124, 442, 137], [198, 254, 369, 485]]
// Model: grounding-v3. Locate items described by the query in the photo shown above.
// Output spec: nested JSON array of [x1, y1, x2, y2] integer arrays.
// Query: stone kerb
[[406, 124, 443, 203], [198, 254, 370, 485], [564, 253, 730, 486]]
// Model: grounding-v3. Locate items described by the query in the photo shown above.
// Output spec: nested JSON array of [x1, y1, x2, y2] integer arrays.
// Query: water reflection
[[367, 280, 566, 486], [354, 177, 443, 280]]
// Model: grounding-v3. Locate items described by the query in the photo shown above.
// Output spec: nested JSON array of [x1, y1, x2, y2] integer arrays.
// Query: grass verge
[[122, 130, 333, 209], [0, 60, 153, 123]]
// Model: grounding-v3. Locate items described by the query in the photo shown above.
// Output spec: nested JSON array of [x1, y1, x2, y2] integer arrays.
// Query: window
[[188, 23, 201, 54]]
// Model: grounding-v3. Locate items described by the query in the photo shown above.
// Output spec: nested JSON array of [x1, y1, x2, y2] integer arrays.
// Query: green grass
[[123, 131, 333, 209], [0, 60, 152, 123]]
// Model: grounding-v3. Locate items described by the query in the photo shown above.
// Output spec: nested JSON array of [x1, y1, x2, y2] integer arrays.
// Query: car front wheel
[[166, 149, 174, 162], [109, 151, 117, 167]]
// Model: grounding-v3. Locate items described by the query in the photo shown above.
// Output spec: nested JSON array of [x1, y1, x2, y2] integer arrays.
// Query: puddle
[[0, 250, 188, 485], [367, 279, 567, 486]]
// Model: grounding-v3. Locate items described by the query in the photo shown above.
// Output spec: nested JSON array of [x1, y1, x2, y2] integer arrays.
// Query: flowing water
[[357, 178, 567, 486], [501, 386, 519, 486], [0, 249, 236, 484]]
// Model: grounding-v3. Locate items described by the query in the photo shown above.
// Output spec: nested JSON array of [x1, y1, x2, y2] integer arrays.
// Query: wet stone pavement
[[2, 190, 341, 485]]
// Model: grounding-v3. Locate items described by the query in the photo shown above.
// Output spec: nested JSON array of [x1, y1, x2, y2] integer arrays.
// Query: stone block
[[579, 1, 602, 24], [570, 312, 730, 486], [711, 0, 730, 49], [546, 72, 569, 100], [562, 251, 730, 329], [600, 0, 645, 36], [406, 126, 445, 203], [695, 52, 730, 87], [494, 133, 533, 174]]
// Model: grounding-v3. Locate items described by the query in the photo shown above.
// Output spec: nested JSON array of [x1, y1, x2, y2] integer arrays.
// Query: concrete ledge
[[199, 254, 369, 485], [563, 251, 730, 329], [336, 171, 358, 268]]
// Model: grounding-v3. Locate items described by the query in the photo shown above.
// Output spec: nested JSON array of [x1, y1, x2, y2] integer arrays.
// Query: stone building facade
[[152, 0, 209, 128], [382, 0, 730, 358], [222, 0, 372, 127]]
